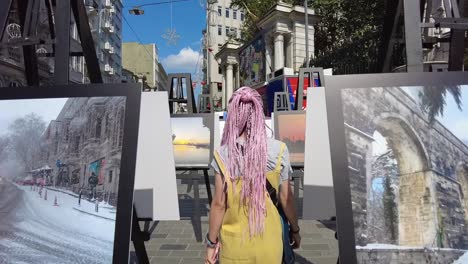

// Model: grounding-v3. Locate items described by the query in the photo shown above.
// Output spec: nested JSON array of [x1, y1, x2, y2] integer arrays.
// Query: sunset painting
[[275, 111, 306, 166], [170, 116, 212, 168]]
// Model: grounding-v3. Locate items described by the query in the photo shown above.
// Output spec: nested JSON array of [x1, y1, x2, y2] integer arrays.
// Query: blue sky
[[402, 85, 468, 144], [122, 0, 205, 97]]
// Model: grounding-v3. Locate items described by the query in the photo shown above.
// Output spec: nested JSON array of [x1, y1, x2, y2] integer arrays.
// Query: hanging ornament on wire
[[162, 0, 180, 46]]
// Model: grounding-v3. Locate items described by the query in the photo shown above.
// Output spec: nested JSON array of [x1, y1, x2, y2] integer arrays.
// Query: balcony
[[103, 42, 111, 51], [85, 0, 98, 15], [104, 64, 115, 75], [103, 0, 112, 8], [102, 21, 115, 33]]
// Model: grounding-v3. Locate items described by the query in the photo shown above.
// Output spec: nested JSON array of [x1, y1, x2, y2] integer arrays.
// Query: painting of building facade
[[0, 96, 126, 263], [239, 35, 265, 87], [340, 86, 468, 263]]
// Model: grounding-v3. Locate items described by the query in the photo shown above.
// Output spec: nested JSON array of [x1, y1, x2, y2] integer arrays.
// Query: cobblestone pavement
[[133, 176, 339, 264]]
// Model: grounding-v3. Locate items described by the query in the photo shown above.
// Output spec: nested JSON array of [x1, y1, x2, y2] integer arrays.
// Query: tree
[[230, 0, 304, 43], [419, 85, 462, 124], [0, 136, 10, 160], [383, 175, 397, 243], [310, 0, 385, 73], [8, 113, 46, 171]]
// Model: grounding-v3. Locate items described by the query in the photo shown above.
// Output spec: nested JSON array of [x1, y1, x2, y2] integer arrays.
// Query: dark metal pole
[[71, 0, 103, 83], [54, 0, 71, 85], [448, 0, 465, 71], [45, 0, 56, 54], [18, 0, 39, 86], [0, 0, 13, 41], [403, 0, 423, 72]]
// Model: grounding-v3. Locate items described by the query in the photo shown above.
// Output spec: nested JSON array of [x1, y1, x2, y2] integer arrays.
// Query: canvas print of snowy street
[[275, 112, 306, 166], [340, 86, 468, 263], [0, 97, 126, 264], [171, 116, 212, 168]]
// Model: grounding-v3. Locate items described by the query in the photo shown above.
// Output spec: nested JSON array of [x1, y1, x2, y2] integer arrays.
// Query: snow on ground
[[453, 251, 468, 264], [43, 186, 117, 220], [1, 182, 115, 263], [357, 243, 467, 252], [16, 185, 115, 241]]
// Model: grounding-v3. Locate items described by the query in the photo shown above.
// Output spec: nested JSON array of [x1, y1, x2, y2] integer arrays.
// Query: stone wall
[[345, 126, 373, 246], [340, 86, 468, 248], [435, 175, 467, 249], [357, 248, 465, 264]]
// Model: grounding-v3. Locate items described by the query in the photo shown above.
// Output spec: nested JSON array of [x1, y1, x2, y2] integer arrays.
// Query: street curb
[[45, 187, 79, 198], [72, 207, 115, 221]]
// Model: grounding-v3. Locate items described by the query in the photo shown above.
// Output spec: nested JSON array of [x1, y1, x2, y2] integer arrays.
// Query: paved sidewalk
[[133, 176, 338, 264]]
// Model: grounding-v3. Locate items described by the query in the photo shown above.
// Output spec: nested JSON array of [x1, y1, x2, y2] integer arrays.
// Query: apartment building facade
[[203, 0, 244, 110]]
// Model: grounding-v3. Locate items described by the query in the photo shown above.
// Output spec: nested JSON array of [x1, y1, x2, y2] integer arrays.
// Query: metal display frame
[[0, 83, 142, 264], [324, 72, 468, 263]]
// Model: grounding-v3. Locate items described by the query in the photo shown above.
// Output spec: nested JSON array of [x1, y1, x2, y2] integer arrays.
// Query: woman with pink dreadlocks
[[205, 87, 301, 264]]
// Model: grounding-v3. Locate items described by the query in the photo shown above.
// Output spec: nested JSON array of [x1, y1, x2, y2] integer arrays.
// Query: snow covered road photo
[[0, 181, 115, 264]]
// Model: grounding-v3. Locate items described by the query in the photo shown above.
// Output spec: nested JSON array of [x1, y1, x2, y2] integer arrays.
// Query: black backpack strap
[[266, 178, 278, 207]]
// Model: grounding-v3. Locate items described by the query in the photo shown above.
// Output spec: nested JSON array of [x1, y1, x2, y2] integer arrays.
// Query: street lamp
[[127, 0, 191, 16]]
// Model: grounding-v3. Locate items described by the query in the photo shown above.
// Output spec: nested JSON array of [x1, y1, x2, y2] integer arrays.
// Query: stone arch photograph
[[340, 84, 468, 263]]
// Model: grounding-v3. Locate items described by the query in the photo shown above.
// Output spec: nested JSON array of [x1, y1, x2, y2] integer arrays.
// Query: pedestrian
[[205, 87, 301, 264], [78, 189, 82, 206]]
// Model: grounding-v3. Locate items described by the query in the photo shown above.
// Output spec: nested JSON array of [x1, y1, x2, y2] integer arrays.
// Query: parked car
[[22, 176, 34, 185]]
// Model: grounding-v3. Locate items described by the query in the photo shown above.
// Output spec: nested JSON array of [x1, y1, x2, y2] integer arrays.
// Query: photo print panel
[[325, 72, 468, 264], [170, 114, 215, 169], [0, 84, 141, 264], [274, 110, 306, 167], [134, 92, 179, 221]]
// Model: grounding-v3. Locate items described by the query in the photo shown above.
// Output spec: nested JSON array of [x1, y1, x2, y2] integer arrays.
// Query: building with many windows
[[78, 0, 123, 83], [122, 42, 168, 90], [35, 97, 126, 206], [0, 0, 123, 87], [203, 0, 244, 110]]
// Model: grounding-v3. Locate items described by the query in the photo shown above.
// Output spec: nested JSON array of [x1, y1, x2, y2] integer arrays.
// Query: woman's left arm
[[205, 172, 226, 263]]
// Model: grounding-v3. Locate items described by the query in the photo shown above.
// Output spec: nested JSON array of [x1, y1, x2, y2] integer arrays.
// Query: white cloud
[[451, 120, 468, 143], [161, 47, 200, 73]]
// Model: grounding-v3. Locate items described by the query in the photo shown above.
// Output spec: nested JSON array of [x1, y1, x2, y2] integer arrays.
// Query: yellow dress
[[213, 143, 286, 264]]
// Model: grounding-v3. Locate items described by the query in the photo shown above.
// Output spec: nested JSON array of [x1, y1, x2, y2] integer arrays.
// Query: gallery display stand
[[130, 205, 155, 264], [291, 167, 304, 212], [176, 167, 213, 242]]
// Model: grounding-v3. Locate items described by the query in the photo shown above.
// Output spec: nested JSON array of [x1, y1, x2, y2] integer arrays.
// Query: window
[[218, 25, 222, 36], [218, 66, 222, 74], [105, 114, 110, 138], [233, 9, 237, 19], [9, 81, 19, 87], [225, 8, 229, 18], [95, 118, 102, 138], [241, 11, 245, 21], [109, 170, 113, 183], [226, 26, 230, 36], [54, 130, 59, 155], [74, 136, 80, 153], [65, 125, 69, 142], [217, 6, 221, 16], [233, 28, 238, 37]]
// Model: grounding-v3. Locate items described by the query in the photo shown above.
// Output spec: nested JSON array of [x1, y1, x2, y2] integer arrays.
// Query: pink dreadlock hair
[[220, 86, 267, 237]]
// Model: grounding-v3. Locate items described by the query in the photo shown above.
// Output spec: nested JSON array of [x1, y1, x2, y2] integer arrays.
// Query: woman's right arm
[[279, 179, 301, 248]]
